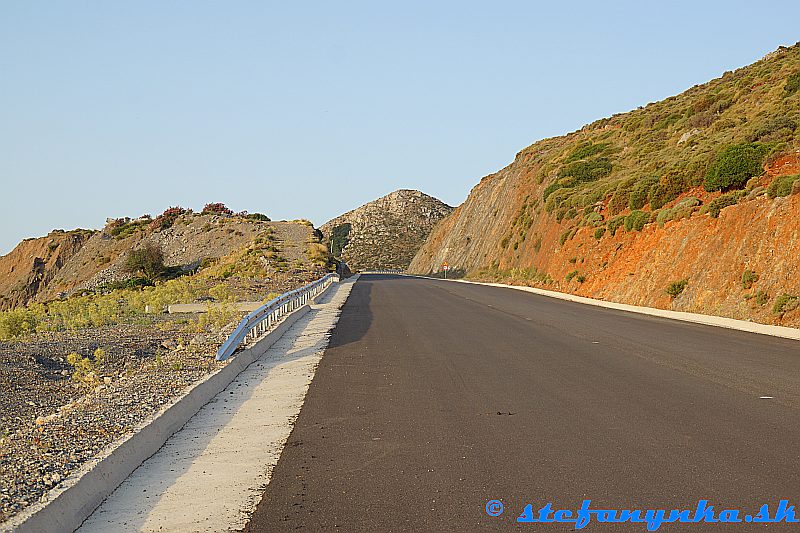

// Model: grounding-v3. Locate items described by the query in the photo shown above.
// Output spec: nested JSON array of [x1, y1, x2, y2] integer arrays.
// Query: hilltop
[[0, 205, 328, 312], [410, 43, 800, 327], [320, 189, 453, 271]]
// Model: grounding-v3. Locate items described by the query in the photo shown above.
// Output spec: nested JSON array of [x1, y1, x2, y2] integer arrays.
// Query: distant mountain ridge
[[320, 189, 453, 271]]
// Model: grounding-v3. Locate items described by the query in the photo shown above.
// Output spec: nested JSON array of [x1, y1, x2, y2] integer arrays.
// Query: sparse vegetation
[[565, 270, 579, 282], [666, 279, 688, 298], [741, 269, 759, 290], [66, 347, 105, 386], [470, 264, 552, 286], [754, 290, 770, 306], [772, 294, 800, 315]]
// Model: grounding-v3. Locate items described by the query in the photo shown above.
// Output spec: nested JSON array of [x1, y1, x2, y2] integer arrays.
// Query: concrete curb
[[405, 274, 800, 342], [2, 281, 341, 533]]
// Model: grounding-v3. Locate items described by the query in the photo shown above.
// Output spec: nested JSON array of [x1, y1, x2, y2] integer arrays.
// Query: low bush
[[749, 116, 797, 142], [202, 203, 234, 216], [741, 269, 759, 290], [0, 308, 39, 340], [565, 270, 579, 282], [246, 213, 271, 222], [785, 69, 800, 94], [151, 206, 186, 231], [558, 158, 613, 184], [767, 174, 800, 198], [564, 142, 609, 163], [67, 348, 105, 386], [773, 294, 800, 315], [629, 176, 658, 210], [704, 143, 770, 191], [656, 197, 700, 227], [754, 290, 770, 306], [666, 279, 688, 298], [607, 216, 626, 236], [125, 243, 165, 281], [594, 227, 606, 240], [702, 190, 746, 218], [624, 210, 650, 232]]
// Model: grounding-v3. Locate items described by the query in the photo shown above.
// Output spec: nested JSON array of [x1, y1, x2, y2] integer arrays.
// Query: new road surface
[[245, 274, 800, 531]]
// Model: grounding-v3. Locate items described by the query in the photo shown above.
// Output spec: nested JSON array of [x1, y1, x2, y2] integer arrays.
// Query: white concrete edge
[[402, 274, 800, 342], [2, 279, 344, 533]]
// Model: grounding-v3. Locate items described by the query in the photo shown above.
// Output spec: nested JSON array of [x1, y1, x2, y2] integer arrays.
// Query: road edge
[[403, 274, 800, 341], [2, 279, 346, 533]]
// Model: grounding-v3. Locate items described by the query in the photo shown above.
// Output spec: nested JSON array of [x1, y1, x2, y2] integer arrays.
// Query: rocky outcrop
[[0, 230, 95, 311], [320, 190, 453, 271]]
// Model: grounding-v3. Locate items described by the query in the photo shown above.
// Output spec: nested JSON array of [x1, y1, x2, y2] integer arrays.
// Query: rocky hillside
[[320, 189, 453, 271], [0, 206, 327, 310], [410, 43, 800, 328]]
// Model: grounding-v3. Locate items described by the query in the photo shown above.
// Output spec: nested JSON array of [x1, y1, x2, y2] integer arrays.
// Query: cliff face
[[320, 189, 453, 271], [0, 230, 95, 311], [410, 44, 800, 328]]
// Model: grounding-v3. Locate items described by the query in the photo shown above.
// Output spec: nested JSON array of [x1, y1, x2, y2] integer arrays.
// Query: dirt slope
[[410, 44, 800, 328]]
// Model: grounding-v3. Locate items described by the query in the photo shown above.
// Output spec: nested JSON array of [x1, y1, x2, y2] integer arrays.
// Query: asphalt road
[[245, 275, 800, 531]]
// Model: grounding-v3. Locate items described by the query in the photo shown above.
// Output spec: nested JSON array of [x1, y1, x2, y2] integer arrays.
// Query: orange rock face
[[410, 159, 800, 328]]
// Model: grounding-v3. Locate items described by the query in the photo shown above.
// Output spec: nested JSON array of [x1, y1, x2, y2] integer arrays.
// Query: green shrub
[[629, 176, 658, 210], [594, 227, 606, 240], [543, 182, 564, 201], [772, 294, 800, 315], [750, 116, 797, 141], [703, 190, 746, 218], [741, 269, 759, 290], [565, 142, 609, 163], [666, 279, 688, 298], [558, 158, 613, 184], [559, 229, 574, 246], [754, 290, 770, 306], [125, 243, 165, 281], [704, 143, 769, 191], [624, 210, 650, 232], [0, 308, 39, 340], [584, 212, 603, 226], [766, 174, 800, 198], [607, 216, 626, 236], [608, 180, 634, 215], [565, 270, 579, 282], [785, 69, 800, 94], [246, 213, 271, 222], [576, 274, 587, 283], [649, 171, 687, 209]]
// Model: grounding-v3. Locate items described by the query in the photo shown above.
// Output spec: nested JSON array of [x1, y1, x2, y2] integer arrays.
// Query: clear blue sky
[[1, 1, 798, 254]]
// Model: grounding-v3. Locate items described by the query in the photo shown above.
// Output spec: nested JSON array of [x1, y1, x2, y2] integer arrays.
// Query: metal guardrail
[[215, 273, 339, 361]]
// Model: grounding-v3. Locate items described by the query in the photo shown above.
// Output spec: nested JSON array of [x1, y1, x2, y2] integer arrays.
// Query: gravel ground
[[0, 317, 236, 523], [0, 266, 329, 525]]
